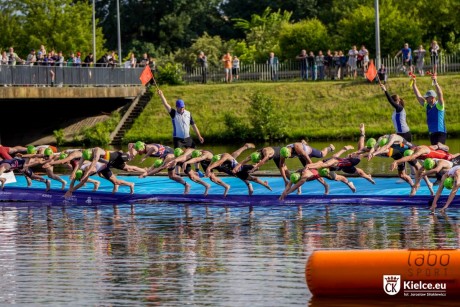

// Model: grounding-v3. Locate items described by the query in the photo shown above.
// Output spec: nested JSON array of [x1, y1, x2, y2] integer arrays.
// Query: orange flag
[[139, 65, 153, 85], [365, 60, 377, 82]]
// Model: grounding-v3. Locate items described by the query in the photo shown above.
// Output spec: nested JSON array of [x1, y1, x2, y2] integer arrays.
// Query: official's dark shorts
[[429, 132, 447, 145], [397, 132, 412, 142], [173, 137, 195, 149]]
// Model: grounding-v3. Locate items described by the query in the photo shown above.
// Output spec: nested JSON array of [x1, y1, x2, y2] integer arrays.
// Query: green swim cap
[[82, 149, 93, 161], [134, 141, 145, 151], [59, 152, 68, 160], [192, 150, 202, 158], [154, 159, 163, 168], [379, 137, 388, 147], [319, 168, 330, 177], [404, 149, 414, 157], [424, 158, 435, 170], [174, 148, 184, 157], [290, 172, 301, 184], [27, 145, 37, 154], [444, 177, 454, 190], [44, 147, 53, 156], [366, 138, 376, 149], [75, 169, 83, 181], [251, 152, 261, 163], [280, 147, 290, 158], [212, 154, 221, 163]]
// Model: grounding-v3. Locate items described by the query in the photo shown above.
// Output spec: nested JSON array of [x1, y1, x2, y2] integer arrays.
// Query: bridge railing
[[0, 65, 145, 87]]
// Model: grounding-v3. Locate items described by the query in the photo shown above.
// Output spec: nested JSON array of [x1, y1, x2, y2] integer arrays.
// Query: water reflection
[[0, 203, 459, 305]]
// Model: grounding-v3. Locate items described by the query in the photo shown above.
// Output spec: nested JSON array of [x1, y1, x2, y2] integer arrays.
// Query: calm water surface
[[1, 202, 459, 305]]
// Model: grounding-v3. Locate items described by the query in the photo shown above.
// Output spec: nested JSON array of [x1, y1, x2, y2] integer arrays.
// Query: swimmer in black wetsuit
[[0, 157, 51, 191]]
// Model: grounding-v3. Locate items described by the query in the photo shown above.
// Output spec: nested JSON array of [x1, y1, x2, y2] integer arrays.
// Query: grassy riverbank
[[124, 75, 460, 144]]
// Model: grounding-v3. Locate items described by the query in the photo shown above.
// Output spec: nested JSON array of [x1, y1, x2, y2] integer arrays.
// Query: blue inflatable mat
[[0, 175, 456, 207]]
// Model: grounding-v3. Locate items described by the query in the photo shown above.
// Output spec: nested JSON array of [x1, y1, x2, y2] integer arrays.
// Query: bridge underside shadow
[[0, 98, 129, 145]]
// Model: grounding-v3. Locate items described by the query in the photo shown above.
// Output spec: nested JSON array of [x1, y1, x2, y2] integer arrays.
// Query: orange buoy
[[306, 249, 460, 297]]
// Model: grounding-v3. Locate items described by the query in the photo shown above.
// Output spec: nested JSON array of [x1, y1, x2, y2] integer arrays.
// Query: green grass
[[124, 75, 460, 144]]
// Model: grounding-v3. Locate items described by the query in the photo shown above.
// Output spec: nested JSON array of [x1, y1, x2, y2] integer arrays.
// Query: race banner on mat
[[0, 172, 16, 184]]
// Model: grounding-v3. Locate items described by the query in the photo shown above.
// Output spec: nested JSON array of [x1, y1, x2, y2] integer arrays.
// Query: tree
[[1, 0, 106, 58], [96, 0, 226, 56], [279, 19, 330, 59], [233, 7, 292, 61]]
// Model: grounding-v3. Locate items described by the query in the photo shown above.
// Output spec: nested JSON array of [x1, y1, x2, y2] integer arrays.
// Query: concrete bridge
[[0, 86, 145, 145]]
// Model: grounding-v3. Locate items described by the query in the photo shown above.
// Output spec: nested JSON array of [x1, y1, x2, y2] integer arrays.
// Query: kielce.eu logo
[[383, 275, 401, 295]]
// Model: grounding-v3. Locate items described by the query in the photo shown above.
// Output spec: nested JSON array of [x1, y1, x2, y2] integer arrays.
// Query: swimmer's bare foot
[[112, 185, 119, 193], [348, 181, 356, 193], [264, 181, 272, 191], [45, 179, 51, 192], [203, 183, 210, 196], [223, 184, 230, 197], [436, 142, 449, 152], [245, 143, 255, 149], [129, 183, 135, 194], [61, 180, 67, 190], [248, 183, 254, 196], [343, 145, 354, 151], [0, 177, 6, 190], [26, 177, 32, 187], [184, 183, 191, 195], [93, 181, 100, 191], [297, 186, 302, 195], [359, 123, 365, 135], [369, 176, 376, 184], [328, 144, 335, 152]]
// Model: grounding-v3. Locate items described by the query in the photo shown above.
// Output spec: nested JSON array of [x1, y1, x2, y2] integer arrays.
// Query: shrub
[[53, 129, 65, 146], [248, 92, 286, 141], [157, 62, 184, 85]]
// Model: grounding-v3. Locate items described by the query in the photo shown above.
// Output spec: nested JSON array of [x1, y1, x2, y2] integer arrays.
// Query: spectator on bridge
[[74, 52, 82, 67], [7, 47, 23, 65], [139, 53, 149, 67], [107, 51, 117, 68], [1, 51, 7, 65], [26, 49, 37, 66], [67, 52, 76, 66], [56, 51, 65, 67], [83, 53, 94, 67], [96, 52, 108, 67]]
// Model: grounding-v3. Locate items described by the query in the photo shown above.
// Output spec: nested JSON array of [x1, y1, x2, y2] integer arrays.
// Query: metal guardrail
[[0, 65, 145, 86], [182, 52, 460, 83]]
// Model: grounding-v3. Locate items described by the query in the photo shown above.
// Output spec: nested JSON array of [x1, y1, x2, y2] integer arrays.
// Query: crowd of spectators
[[0, 45, 156, 70]]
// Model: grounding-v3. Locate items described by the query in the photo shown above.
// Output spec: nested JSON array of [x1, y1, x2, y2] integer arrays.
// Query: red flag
[[139, 65, 153, 85], [365, 60, 377, 82]]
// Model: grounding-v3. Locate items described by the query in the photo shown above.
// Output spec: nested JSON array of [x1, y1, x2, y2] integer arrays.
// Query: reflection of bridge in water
[[0, 66, 147, 145]]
